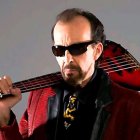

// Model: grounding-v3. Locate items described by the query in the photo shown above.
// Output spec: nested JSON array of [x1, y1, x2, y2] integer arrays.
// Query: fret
[[99, 53, 140, 72], [13, 72, 63, 93], [11, 52, 139, 94], [10, 50, 139, 94], [20, 81, 61, 93], [0, 40, 139, 97]]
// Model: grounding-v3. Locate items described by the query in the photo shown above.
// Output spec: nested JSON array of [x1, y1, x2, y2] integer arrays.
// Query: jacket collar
[[95, 68, 112, 108], [62, 68, 112, 107]]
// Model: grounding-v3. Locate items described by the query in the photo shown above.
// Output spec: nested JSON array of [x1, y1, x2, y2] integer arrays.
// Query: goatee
[[61, 64, 84, 87]]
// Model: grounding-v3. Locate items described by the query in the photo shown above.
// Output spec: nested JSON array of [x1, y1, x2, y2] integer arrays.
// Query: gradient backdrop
[[0, 0, 140, 121]]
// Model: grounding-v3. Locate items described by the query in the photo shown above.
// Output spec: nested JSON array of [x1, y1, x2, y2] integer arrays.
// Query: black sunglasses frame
[[52, 40, 96, 57]]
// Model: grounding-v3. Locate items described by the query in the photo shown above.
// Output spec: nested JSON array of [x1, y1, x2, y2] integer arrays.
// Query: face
[[53, 16, 103, 87]]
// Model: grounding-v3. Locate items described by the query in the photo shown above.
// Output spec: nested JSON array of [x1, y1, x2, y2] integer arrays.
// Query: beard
[[61, 64, 85, 87]]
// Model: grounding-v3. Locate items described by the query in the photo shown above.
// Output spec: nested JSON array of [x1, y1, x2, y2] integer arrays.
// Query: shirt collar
[[63, 69, 98, 104], [63, 68, 112, 106]]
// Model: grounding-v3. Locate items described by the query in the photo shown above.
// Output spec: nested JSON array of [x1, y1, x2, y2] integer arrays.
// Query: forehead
[[53, 16, 91, 44]]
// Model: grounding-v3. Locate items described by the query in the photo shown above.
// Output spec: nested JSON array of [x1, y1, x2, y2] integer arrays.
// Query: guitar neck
[[12, 40, 140, 93], [13, 72, 63, 93], [13, 53, 140, 93]]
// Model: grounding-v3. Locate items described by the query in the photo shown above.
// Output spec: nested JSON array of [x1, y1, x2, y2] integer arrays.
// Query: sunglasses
[[52, 40, 95, 57]]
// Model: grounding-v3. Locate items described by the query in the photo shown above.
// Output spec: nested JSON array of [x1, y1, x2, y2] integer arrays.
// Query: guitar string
[[99, 54, 140, 70], [20, 81, 61, 93], [14, 76, 62, 88], [99, 54, 139, 72], [99, 54, 140, 67], [14, 80, 62, 93], [19, 65, 138, 93], [15, 66, 137, 93], [101, 63, 137, 72], [99, 56, 129, 67], [12, 54, 140, 93], [103, 65, 138, 73], [13, 74, 62, 93], [100, 60, 137, 69], [100, 60, 139, 70]]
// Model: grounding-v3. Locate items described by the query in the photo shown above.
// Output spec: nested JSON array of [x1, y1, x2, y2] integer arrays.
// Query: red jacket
[[0, 80, 140, 140]]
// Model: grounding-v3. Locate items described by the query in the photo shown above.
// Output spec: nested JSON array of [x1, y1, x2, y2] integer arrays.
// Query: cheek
[[79, 52, 95, 70], [81, 59, 93, 70], [56, 57, 63, 68]]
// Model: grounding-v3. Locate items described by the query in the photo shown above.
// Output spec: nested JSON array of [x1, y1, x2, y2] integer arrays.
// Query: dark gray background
[[0, 0, 140, 121]]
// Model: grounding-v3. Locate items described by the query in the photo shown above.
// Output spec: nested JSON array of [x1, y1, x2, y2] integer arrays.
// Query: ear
[[93, 42, 103, 60]]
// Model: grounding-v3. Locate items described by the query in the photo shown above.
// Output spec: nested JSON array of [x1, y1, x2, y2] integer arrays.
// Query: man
[[0, 8, 140, 140]]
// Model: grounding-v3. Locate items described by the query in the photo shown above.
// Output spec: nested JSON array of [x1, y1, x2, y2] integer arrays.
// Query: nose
[[64, 50, 73, 64]]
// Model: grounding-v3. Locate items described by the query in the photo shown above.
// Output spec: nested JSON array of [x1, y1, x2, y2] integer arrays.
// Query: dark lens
[[69, 42, 89, 55], [52, 41, 94, 57], [52, 46, 65, 56]]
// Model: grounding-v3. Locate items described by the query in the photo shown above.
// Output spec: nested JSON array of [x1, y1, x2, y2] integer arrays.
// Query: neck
[[80, 76, 92, 88], [80, 66, 96, 88]]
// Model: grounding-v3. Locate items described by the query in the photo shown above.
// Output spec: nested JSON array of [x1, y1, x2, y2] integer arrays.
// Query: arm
[[0, 112, 23, 140], [0, 76, 24, 140], [0, 93, 34, 140]]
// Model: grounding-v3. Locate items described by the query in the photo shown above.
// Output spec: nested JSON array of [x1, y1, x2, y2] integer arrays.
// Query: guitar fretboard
[[12, 40, 140, 93], [13, 51, 140, 93], [13, 72, 63, 93]]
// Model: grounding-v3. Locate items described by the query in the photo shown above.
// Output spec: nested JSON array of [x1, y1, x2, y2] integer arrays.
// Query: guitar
[[100, 40, 140, 91], [2, 40, 140, 97]]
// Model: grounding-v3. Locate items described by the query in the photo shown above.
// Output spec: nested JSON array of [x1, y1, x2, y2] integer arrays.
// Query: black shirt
[[57, 69, 101, 140]]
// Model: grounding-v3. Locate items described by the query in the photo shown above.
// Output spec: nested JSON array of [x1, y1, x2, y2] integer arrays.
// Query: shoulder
[[110, 81, 140, 110], [27, 87, 56, 108], [110, 81, 140, 98]]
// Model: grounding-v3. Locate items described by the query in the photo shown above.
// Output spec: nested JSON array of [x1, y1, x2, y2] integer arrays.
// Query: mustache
[[63, 64, 79, 70]]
